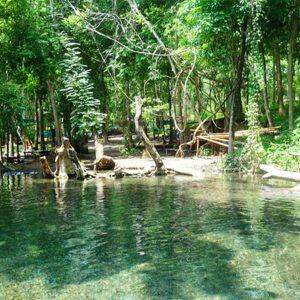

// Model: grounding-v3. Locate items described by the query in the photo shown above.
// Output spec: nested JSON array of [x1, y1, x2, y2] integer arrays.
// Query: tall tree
[[287, 0, 298, 130]]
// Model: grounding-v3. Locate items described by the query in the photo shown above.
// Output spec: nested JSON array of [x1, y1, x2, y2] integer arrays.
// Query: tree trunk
[[16, 137, 20, 163], [274, 44, 285, 115], [0, 138, 2, 161], [272, 55, 276, 104], [94, 134, 104, 162], [9, 133, 14, 158], [99, 69, 109, 143], [235, 90, 244, 123], [195, 75, 202, 113], [34, 93, 39, 149], [228, 16, 248, 156], [177, 84, 184, 143], [38, 93, 46, 150], [134, 96, 166, 175], [6, 132, 9, 162], [47, 80, 61, 145], [167, 75, 174, 143], [288, 1, 297, 131], [124, 80, 133, 148], [260, 41, 273, 127]]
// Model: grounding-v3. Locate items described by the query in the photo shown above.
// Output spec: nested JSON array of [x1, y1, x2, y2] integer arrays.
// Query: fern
[[61, 35, 105, 136]]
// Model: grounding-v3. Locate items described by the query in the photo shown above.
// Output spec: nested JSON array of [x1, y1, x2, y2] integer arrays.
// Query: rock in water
[[96, 156, 116, 170]]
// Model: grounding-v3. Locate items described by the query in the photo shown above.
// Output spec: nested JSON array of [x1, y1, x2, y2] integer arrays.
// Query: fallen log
[[113, 167, 194, 177], [260, 164, 300, 182]]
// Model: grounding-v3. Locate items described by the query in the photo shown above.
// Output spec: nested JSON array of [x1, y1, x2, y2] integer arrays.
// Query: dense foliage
[[0, 0, 300, 172]]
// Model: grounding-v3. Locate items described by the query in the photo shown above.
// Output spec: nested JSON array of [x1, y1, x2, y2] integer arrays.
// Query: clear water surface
[[0, 175, 300, 300]]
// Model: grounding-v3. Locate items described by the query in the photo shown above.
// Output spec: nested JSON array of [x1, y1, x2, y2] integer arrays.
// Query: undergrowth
[[223, 102, 300, 173]]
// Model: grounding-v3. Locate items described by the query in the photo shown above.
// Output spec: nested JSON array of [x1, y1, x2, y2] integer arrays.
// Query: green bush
[[263, 128, 300, 171]]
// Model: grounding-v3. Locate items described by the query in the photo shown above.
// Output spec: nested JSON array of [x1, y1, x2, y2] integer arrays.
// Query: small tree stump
[[40, 156, 55, 179], [96, 156, 116, 170]]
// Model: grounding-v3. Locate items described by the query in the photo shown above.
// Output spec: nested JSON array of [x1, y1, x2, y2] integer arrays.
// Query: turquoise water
[[0, 175, 300, 299]]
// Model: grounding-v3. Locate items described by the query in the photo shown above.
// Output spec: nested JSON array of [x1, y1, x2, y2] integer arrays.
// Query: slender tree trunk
[[167, 75, 174, 143], [177, 84, 184, 143], [94, 133, 104, 164], [195, 75, 202, 113], [288, 2, 297, 131], [47, 80, 61, 145], [112, 0, 117, 12], [228, 16, 248, 156], [38, 94, 46, 150], [16, 138, 20, 162], [274, 44, 285, 115], [0, 138, 2, 161], [124, 80, 133, 148], [34, 93, 39, 149], [272, 55, 276, 104], [6, 132, 9, 161], [10, 134, 14, 158], [235, 89, 244, 123], [260, 41, 273, 127], [134, 96, 166, 175], [99, 69, 109, 143]]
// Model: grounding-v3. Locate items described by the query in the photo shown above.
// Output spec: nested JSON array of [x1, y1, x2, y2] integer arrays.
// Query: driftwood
[[134, 96, 167, 175], [111, 166, 193, 178], [260, 164, 300, 182]]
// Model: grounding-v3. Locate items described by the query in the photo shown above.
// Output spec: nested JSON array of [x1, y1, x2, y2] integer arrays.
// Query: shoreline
[[1, 155, 221, 178]]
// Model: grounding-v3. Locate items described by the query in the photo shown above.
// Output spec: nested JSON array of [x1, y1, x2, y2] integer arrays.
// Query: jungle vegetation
[[0, 0, 300, 172]]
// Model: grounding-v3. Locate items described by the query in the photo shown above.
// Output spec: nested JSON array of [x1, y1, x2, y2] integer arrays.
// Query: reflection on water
[[0, 175, 300, 299]]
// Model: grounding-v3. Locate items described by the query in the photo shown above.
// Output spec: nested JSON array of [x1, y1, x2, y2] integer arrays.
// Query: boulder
[[95, 156, 116, 171]]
